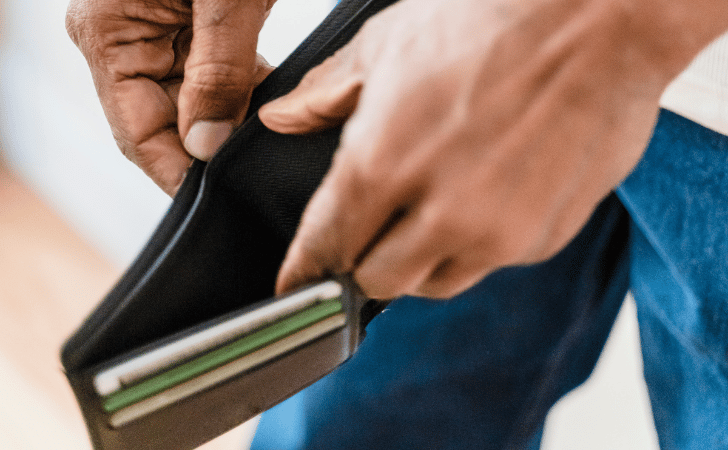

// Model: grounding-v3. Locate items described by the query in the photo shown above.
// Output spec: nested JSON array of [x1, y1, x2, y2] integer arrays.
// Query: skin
[[262, 0, 728, 299], [66, 0, 275, 195], [67, 0, 728, 299], [1, 0, 250, 446]]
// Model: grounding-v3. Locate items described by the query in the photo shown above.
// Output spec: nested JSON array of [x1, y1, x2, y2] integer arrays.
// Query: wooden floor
[[0, 166, 257, 450]]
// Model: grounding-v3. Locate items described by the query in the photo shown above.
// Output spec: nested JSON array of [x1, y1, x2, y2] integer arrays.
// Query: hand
[[67, 0, 275, 195], [261, 0, 727, 299]]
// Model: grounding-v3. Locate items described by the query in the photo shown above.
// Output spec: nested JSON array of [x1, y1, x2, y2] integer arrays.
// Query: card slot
[[94, 280, 343, 396], [108, 313, 347, 428], [102, 298, 343, 413]]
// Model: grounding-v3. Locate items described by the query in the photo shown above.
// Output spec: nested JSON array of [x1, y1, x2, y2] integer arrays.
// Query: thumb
[[259, 50, 363, 134], [180, 0, 272, 160]]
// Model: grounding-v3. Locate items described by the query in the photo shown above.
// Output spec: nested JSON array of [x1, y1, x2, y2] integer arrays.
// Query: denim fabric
[[253, 195, 630, 449], [252, 109, 727, 449], [618, 109, 728, 450]]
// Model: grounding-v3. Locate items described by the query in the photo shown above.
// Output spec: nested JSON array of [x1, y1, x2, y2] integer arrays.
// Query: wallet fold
[[61, 0, 398, 448]]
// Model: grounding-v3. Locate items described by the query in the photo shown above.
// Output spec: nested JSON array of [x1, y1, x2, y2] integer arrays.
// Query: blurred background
[[0, 0, 659, 448]]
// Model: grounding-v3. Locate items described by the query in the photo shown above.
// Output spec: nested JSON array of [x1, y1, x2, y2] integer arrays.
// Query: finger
[[275, 146, 413, 295], [253, 53, 276, 86], [352, 205, 444, 299], [111, 77, 192, 195], [98, 30, 193, 195], [260, 49, 363, 135], [414, 255, 493, 300], [180, 0, 271, 160], [135, 128, 194, 195], [166, 26, 192, 90], [68, 2, 211, 194]]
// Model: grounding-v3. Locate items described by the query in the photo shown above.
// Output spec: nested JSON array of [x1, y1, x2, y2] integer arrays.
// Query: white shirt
[[661, 32, 728, 135]]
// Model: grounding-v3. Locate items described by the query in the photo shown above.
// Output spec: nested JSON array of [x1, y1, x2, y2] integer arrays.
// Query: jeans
[[251, 110, 728, 450], [619, 110, 728, 449]]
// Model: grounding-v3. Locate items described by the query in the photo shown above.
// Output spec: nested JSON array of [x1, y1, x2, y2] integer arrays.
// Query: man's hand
[[67, 0, 275, 195], [261, 0, 728, 299]]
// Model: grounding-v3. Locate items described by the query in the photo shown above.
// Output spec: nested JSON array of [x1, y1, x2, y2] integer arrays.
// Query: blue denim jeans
[[252, 110, 728, 450], [619, 110, 728, 449]]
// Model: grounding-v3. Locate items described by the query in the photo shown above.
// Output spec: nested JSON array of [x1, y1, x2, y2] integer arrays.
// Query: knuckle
[[418, 202, 466, 245], [119, 133, 183, 193], [185, 61, 248, 95], [295, 219, 350, 276], [114, 135, 139, 165], [65, 0, 89, 38], [65, 7, 81, 44], [65, 0, 111, 51], [418, 261, 485, 300], [194, 0, 248, 29], [342, 147, 411, 197], [421, 211, 453, 241], [110, 121, 160, 166], [354, 270, 396, 300], [110, 121, 148, 163], [358, 14, 388, 41]]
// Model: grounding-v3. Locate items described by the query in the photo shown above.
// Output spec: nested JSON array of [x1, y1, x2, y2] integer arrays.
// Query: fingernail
[[260, 97, 297, 131], [260, 96, 287, 116], [184, 121, 234, 161]]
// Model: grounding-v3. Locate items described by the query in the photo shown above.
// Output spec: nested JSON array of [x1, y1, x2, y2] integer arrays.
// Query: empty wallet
[[61, 0, 397, 448]]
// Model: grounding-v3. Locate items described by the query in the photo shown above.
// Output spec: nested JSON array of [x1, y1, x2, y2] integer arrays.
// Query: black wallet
[[61, 0, 396, 448]]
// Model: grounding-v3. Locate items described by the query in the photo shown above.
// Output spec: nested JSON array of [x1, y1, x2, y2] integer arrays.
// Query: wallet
[[61, 0, 397, 448]]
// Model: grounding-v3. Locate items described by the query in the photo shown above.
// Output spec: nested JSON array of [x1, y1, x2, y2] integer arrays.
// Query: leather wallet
[[61, 0, 396, 448]]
